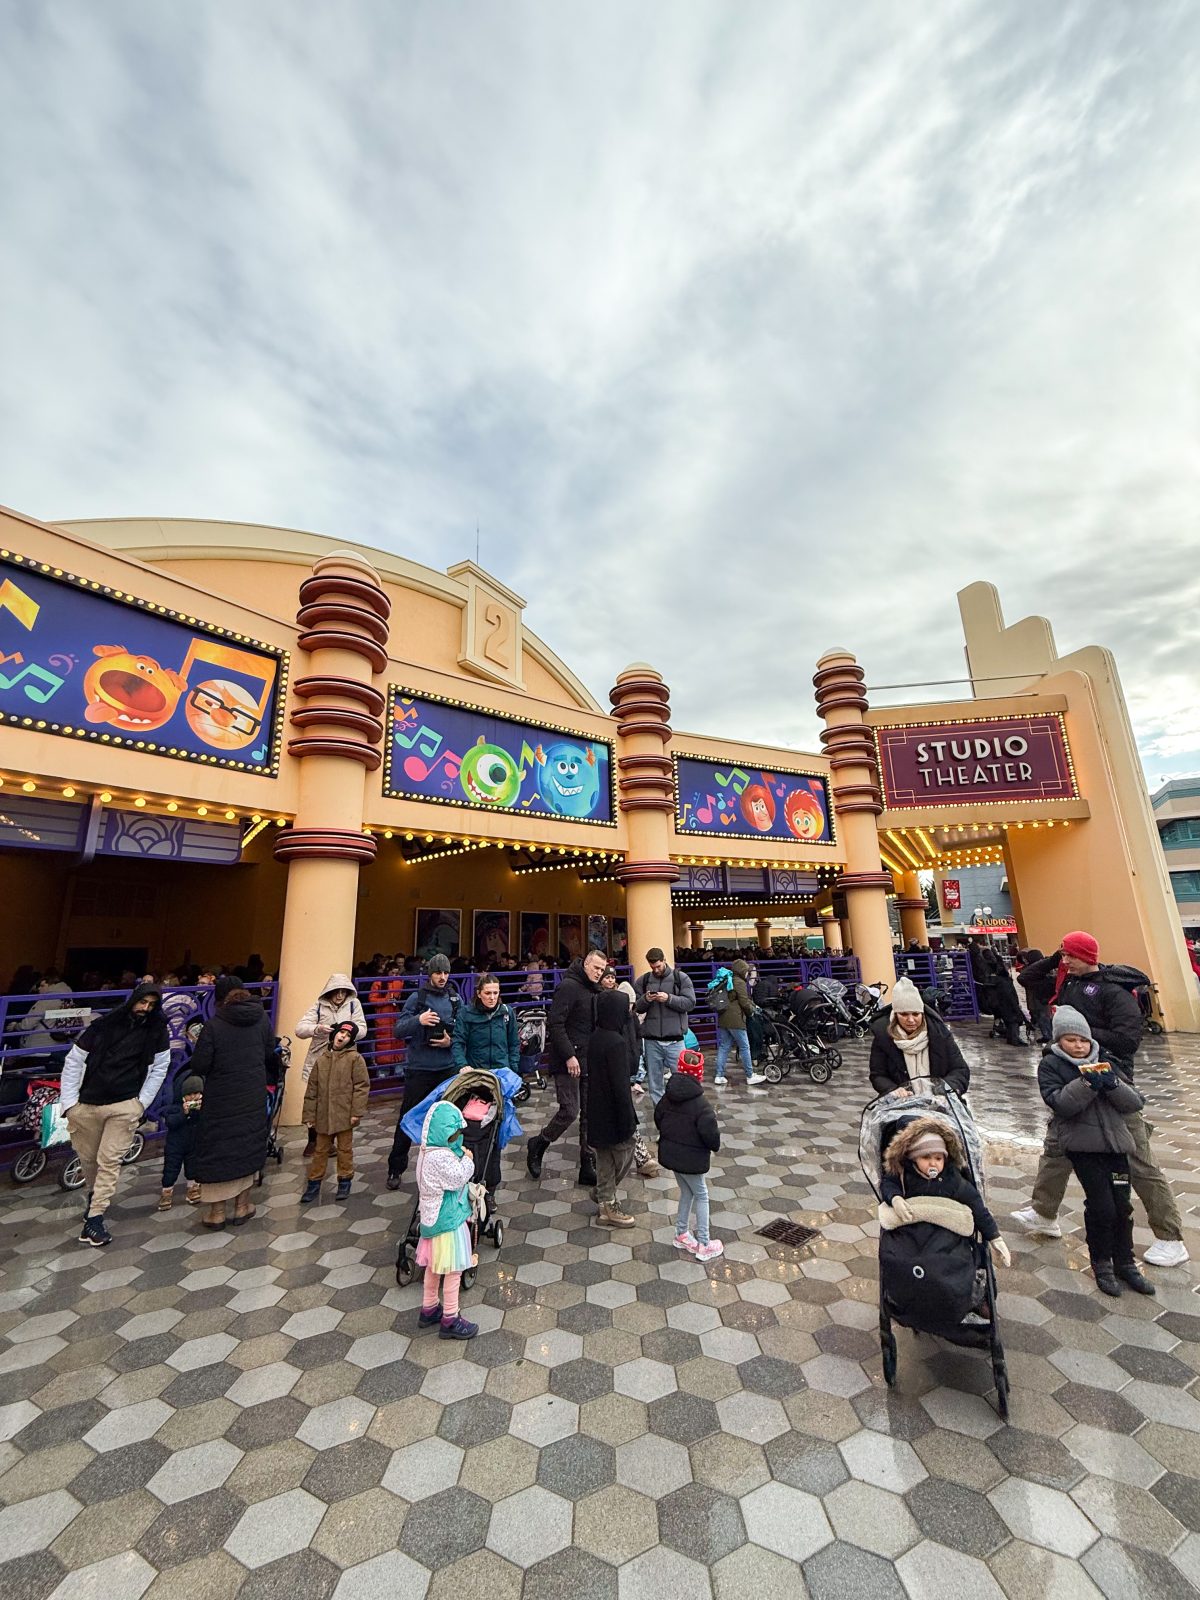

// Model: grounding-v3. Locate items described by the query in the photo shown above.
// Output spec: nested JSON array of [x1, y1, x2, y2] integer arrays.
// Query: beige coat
[[302, 1046, 370, 1134]]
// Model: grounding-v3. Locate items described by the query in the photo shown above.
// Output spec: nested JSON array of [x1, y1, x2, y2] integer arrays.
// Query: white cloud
[[1, 0, 1197, 776]]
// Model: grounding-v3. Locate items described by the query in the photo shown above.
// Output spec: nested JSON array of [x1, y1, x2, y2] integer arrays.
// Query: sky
[[2, 1, 1198, 786]]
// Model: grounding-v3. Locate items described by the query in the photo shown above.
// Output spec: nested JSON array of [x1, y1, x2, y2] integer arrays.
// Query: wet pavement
[[2, 1024, 1200, 1599]]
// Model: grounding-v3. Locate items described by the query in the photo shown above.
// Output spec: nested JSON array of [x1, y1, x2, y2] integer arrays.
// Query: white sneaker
[[1010, 1206, 1062, 1239], [1143, 1239, 1190, 1267], [746, 1074, 769, 1088], [713, 1077, 728, 1088]]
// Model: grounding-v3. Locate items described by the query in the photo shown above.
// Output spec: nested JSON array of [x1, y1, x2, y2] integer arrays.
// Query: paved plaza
[[2, 1028, 1200, 1599]]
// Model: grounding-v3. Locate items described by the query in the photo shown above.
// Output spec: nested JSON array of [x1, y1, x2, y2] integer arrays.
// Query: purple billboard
[[673, 754, 834, 847], [874, 713, 1078, 808]]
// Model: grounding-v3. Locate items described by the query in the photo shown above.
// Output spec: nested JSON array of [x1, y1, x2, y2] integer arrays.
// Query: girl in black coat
[[654, 1050, 722, 1261], [586, 992, 640, 1227], [188, 986, 276, 1228]]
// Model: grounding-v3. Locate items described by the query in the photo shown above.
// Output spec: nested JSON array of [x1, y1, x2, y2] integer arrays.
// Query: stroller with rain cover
[[859, 1077, 1009, 1419], [394, 1065, 521, 1291]]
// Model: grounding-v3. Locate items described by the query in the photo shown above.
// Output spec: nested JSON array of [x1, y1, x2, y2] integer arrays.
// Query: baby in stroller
[[879, 1117, 1011, 1328]]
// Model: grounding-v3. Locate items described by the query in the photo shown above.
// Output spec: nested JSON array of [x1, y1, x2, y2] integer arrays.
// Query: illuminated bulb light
[[63, 786, 75, 798], [99, 791, 113, 803], [197, 806, 208, 816], [224, 811, 235, 821], [22, 781, 35, 793], [166, 802, 178, 812], [134, 797, 147, 808]]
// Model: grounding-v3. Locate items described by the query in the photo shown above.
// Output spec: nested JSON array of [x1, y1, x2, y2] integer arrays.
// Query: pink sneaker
[[695, 1240, 724, 1262], [673, 1231, 699, 1253]]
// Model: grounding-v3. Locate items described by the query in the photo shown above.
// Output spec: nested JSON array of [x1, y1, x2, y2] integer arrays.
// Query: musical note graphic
[[393, 719, 443, 760], [0, 578, 40, 631], [720, 811, 735, 826], [251, 744, 268, 762], [0, 651, 24, 666], [695, 794, 719, 824], [48, 654, 76, 676], [715, 767, 750, 794], [403, 748, 462, 785], [678, 802, 693, 826], [0, 661, 65, 703]]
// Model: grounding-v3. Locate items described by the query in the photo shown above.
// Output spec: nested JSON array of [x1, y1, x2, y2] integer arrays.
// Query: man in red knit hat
[[1012, 930, 1187, 1268]]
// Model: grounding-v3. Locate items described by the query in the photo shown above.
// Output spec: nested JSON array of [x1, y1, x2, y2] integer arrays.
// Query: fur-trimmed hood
[[884, 1115, 966, 1178]]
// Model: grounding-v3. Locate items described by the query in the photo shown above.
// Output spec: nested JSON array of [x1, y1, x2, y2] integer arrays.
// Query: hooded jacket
[[653, 1071, 720, 1174], [634, 964, 696, 1040], [546, 958, 599, 1074], [1036, 1042, 1144, 1155], [880, 1116, 998, 1240], [1020, 953, 1144, 1063], [416, 1101, 474, 1235], [302, 1028, 371, 1134], [451, 993, 520, 1074], [715, 960, 754, 1030], [188, 995, 277, 1184], [586, 991, 639, 1148], [1016, 951, 1057, 1008], [295, 974, 367, 1053], [59, 984, 171, 1112], [868, 1008, 971, 1098]]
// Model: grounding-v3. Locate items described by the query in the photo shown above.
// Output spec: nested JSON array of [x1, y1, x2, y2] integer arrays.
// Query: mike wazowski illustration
[[456, 734, 605, 817]]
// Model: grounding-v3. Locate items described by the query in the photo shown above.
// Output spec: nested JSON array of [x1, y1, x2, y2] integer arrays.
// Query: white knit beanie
[[891, 977, 925, 1014]]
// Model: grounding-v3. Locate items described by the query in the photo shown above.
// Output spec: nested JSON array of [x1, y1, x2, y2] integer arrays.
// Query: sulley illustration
[[82, 646, 187, 733], [784, 782, 828, 841], [739, 780, 776, 833], [536, 740, 601, 817], [460, 737, 522, 806]]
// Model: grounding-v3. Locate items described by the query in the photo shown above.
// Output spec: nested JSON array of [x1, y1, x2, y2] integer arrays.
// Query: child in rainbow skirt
[[415, 1101, 479, 1339]]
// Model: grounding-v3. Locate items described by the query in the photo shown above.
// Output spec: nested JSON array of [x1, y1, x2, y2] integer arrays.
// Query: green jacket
[[717, 960, 754, 1030], [451, 996, 519, 1073]]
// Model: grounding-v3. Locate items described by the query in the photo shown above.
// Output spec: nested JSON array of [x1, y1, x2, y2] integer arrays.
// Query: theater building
[[1, 504, 1195, 1120]]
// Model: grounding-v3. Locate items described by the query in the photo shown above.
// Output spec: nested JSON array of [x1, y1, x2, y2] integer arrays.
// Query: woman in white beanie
[[869, 977, 971, 1100]]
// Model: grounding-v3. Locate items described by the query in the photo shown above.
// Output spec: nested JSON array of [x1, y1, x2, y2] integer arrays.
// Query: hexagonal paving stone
[[225, 1487, 327, 1568], [739, 1480, 833, 1564], [716, 1391, 789, 1444], [146, 1438, 242, 1504], [536, 1433, 616, 1500], [524, 1546, 618, 1600], [485, 1484, 573, 1568], [657, 1480, 746, 1564], [510, 1395, 579, 1447], [297, 1396, 376, 1451], [895, 1541, 1006, 1600], [765, 1430, 850, 1496], [225, 1362, 302, 1408], [138, 1487, 245, 1570], [905, 1477, 1010, 1558], [328, 1549, 431, 1599], [839, 1431, 928, 1495], [803, 1539, 907, 1600], [616, 1545, 713, 1600], [548, 1359, 614, 1405], [613, 1358, 677, 1402], [0, 1489, 82, 1561], [382, 1436, 464, 1501], [398, 1485, 491, 1569], [437, 1394, 512, 1449], [646, 1390, 720, 1445], [302, 1438, 393, 1504], [615, 1434, 693, 1498], [345, 1331, 411, 1369], [524, 1329, 584, 1367], [987, 1477, 1100, 1558]]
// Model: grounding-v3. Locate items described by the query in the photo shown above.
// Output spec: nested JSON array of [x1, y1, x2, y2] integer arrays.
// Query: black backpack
[[1099, 963, 1152, 993]]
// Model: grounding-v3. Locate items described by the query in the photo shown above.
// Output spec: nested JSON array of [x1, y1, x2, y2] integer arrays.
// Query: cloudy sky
[[3, 1, 1197, 783]]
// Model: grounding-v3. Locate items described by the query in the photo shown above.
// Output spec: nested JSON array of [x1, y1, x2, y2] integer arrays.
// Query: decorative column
[[755, 919, 773, 952], [821, 916, 841, 952], [689, 922, 706, 950], [814, 648, 895, 990], [610, 664, 678, 968], [275, 551, 390, 1123], [896, 870, 929, 947], [839, 918, 854, 953]]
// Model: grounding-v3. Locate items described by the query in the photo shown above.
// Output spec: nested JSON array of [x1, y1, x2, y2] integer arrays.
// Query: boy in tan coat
[[301, 1021, 370, 1202]]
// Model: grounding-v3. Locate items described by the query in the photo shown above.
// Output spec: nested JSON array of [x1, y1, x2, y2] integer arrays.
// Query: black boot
[[1115, 1262, 1156, 1296], [526, 1136, 548, 1180], [1092, 1259, 1122, 1297], [1006, 1021, 1024, 1046], [577, 1157, 597, 1187]]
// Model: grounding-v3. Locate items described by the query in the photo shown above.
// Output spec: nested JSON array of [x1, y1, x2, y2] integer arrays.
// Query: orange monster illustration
[[82, 646, 187, 733], [784, 784, 827, 840]]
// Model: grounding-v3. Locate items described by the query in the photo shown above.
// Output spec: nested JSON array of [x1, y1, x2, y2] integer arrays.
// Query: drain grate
[[756, 1218, 820, 1249]]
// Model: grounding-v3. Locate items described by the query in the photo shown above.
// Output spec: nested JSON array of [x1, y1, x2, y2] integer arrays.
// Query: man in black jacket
[[1011, 930, 1187, 1266], [527, 948, 606, 1186], [634, 949, 696, 1106], [386, 955, 460, 1188]]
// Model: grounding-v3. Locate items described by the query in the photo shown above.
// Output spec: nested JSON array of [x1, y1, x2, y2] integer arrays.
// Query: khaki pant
[[595, 1140, 635, 1207], [309, 1129, 354, 1181], [1031, 1112, 1183, 1242], [66, 1098, 142, 1218]]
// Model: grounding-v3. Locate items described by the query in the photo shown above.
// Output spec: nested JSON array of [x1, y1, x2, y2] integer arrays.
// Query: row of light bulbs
[[0, 776, 287, 826]]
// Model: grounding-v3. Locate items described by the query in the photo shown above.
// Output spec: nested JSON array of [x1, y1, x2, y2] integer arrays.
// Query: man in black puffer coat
[[527, 949, 605, 1186]]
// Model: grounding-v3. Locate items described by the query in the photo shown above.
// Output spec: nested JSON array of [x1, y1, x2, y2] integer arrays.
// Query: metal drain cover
[[756, 1218, 820, 1248]]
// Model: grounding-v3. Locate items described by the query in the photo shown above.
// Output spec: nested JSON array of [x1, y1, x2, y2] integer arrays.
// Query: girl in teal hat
[[415, 1099, 478, 1338]]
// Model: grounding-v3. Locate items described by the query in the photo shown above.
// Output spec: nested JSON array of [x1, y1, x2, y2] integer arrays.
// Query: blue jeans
[[676, 1172, 710, 1245], [715, 1027, 753, 1082], [643, 1038, 681, 1107]]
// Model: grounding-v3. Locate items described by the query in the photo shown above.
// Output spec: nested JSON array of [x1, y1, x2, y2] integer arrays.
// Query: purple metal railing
[[0, 983, 278, 1172], [892, 949, 980, 1020]]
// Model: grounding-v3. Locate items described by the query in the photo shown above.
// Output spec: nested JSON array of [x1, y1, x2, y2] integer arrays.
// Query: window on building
[[1161, 819, 1200, 846], [1169, 870, 1200, 901]]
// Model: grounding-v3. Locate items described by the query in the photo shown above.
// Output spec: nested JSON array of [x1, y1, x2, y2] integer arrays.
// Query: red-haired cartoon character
[[82, 647, 187, 733], [784, 784, 827, 841], [740, 782, 776, 833]]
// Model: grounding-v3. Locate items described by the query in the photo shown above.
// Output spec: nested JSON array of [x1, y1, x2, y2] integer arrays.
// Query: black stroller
[[258, 1036, 291, 1183], [859, 1078, 1009, 1420], [394, 1067, 512, 1291], [514, 1007, 548, 1104]]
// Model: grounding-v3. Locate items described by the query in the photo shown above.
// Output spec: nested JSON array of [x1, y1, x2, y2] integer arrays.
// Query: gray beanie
[[891, 977, 925, 1014], [1052, 1005, 1092, 1043], [427, 954, 451, 975]]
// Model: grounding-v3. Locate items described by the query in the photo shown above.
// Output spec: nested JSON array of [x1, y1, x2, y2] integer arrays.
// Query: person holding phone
[[386, 956, 461, 1188]]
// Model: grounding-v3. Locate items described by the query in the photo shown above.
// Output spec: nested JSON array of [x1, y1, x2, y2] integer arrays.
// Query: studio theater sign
[[874, 713, 1078, 808]]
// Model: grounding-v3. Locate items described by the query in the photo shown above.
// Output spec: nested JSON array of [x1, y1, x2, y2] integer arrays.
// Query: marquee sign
[[384, 688, 616, 826], [0, 554, 287, 774], [673, 754, 835, 846], [874, 713, 1077, 809]]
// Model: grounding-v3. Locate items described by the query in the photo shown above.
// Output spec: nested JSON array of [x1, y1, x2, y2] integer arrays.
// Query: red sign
[[874, 713, 1077, 809], [942, 879, 961, 911]]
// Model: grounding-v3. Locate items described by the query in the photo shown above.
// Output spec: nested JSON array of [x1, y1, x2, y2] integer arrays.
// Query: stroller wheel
[[492, 1219, 504, 1250], [881, 1336, 898, 1388], [13, 1147, 47, 1184], [121, 1132, 144, 1165], [514, 1083, 531, 1106], [764, 1059, 783, 1085], [395, 1249, 414, 1287], [461, 1266, 477, 1291], [273, 1148, 283, 1164], [994, 1368, 1010, 1421], [1146, 1019, 1164, 1036], [59, 1154, 85, 1191], [809, 1056, 833, 1085]]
